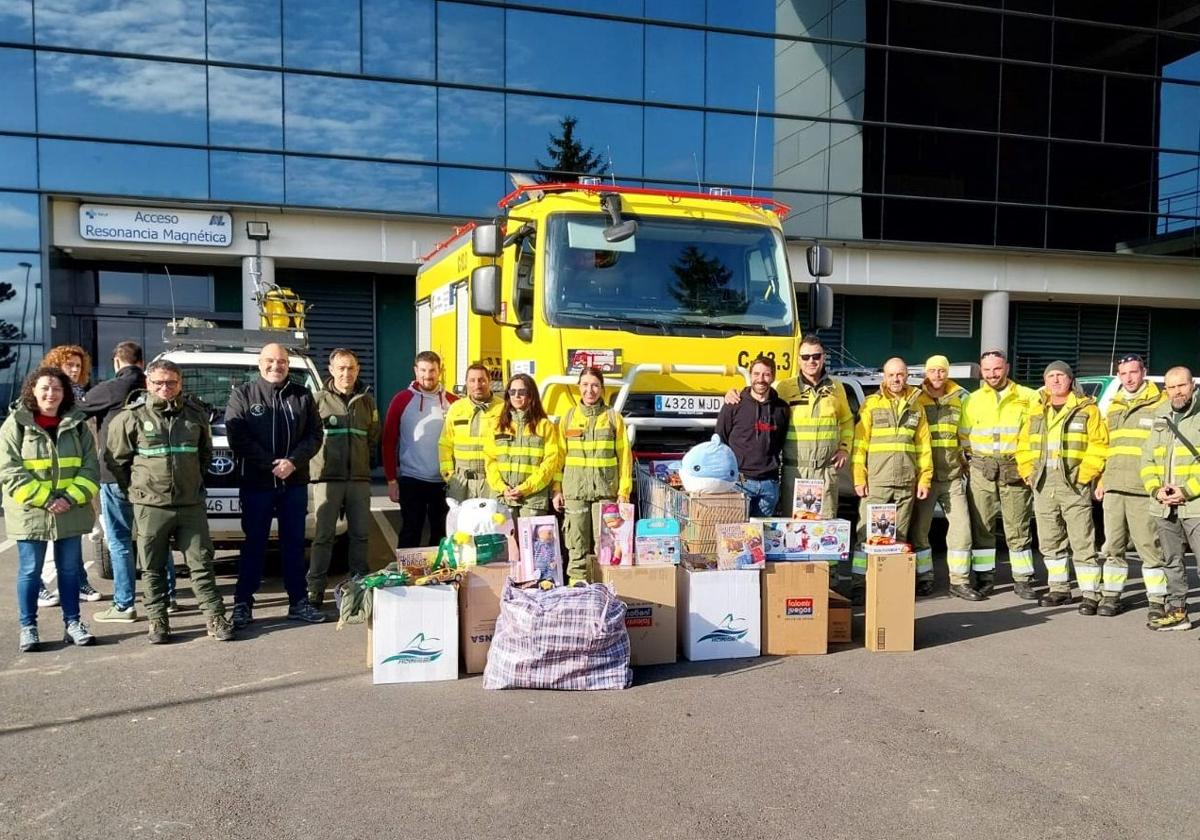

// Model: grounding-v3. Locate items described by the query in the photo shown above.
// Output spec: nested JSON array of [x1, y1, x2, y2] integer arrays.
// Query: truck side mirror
[[806, 245, 832, 278], [471, 265, 500, 316], [808, 282, 834, 330], [472, 224, 502, 258]]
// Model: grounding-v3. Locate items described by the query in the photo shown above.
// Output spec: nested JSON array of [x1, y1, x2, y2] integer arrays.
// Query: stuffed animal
[[679, 434, 739, 493], [445, 497, 513, 565]]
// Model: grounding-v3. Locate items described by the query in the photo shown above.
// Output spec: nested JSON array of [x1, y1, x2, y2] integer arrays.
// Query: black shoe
[[1078, 599, 1098, 616], [231, 602, 253, 629], [975, 575, 995, 597], [948, 583, 985, 602], [1097, 597, 1121, 617], [1147, 603, 1166, 623], [850, 588, 865, 607], [1013, 581, 1038, 601], [1039, 591, 1072, 607], [915, 580, 935, 597]]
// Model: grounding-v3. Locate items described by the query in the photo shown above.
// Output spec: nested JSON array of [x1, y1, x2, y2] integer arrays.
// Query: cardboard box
[[372, 585, 459, 684], [754, 518, 851, 562], [761, 562, 830, 655], [593, 563, 677, 666], [677, 566, 761, 661], [597, 502, 635, 567], [514, 515, 563, 586], [828, 589, 851, 644], [635, 517, 681, 565], [458, 563, 510, 674], [865, 552, 916, 652]]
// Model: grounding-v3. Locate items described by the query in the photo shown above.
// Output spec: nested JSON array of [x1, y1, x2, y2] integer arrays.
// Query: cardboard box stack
[[865, 552, 916, 652], [593, 562, 677, 666]]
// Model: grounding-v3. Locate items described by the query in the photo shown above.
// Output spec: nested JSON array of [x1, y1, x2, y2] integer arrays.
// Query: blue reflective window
[[0, 192, 39, 250], [286, 157, 436, 212], [438, 89, 503, 166], [506, 10, 642, 99], [38, 140, 208, 199], [646, 26, 703, 106], [0, 48, 35, 132], [1161, 82, 1200, 153], [210, 151, 284, 204], [208, 0, 282, 65], [283, 0, 360, 72], [438, 167, 509, 217], [705, 112, 771, 188], [645, 0, 704, 24], [516, 0, 641, 14], [37, 54, 207, 145], [506, 96, 643, 179], [285, 75, 436, 160], [437, 1, 502, 84], [209, 68, 283, 150], [1157, 153, 1200, 235], [707, 32, 775, 110], [0, 137, 37, 189], [0, 253, 43, 352], [707, 0, 774, 32], [35, 0, 204, 58], [364, 0, 434, 79], [644, 108, 704, 183], [0, 0, 31, 42]]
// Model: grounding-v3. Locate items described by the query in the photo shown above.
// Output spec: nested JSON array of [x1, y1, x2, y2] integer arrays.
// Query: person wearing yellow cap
[[909, 355, 980, 600]]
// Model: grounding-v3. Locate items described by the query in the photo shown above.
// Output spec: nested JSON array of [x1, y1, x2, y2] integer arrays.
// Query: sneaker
[[62, 620, 95, 646], [1149, 608, 1191, 632], [287, 600, 326, 624], [206, 614, 235, 642], [166, 598, 181, 615], [78, 583, 102, 602], [19, 626, 39, 653], [93, 604, 137, 623], [231, 602, 253, 629], [1097, 596, 1121, 617], [37, 587, 60, 608], [1147, 603, 1166, 624], [147, 618, 171, 644]]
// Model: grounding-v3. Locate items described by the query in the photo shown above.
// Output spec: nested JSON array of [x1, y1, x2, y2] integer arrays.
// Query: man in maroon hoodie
[[715, 355, 790, 517], [382, 351, 457, 547]]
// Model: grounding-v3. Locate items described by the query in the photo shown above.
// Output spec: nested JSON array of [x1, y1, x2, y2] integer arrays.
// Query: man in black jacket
[[715, 355, 789, 517], [225, 343, 324, 627]]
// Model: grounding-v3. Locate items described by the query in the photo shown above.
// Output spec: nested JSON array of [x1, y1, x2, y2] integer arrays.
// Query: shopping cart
[[636, 465, 748, 559]]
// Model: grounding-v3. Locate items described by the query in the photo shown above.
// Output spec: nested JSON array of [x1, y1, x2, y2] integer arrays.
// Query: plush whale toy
[[446, 497, 511, 542], [680, 434, 739, 493]]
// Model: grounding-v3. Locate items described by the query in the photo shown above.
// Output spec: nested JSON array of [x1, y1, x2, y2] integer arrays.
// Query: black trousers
[[397, 476, 448, 548]]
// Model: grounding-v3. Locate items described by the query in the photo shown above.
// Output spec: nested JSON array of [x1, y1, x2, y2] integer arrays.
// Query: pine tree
[[667, 247, 747, 317], [535, 116, 603, 183], [0, 282, 21, 371]]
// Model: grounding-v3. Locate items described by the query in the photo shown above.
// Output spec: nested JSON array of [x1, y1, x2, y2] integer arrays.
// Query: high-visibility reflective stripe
[[1188, 477, 1200, 496], [137, 445, 199, 456], [947, 550, 971, 576], [29, 482, 52, 507], [786, 430, 840, 441], [564, 455, 617, 468], [1141, 465, 1164, 478], [790, 416, 840, 428], [64, 484, 87, 505], [11, 479, 45, 503], [491, 445, 546, 459], [1044, 556, 1070, 583], [928, 423, 957, 434], [970, 548, 997, 572], [1105, 445, 1143, 458], [1110, 428, 1149, 441], [1101, 565, 1127, 594], [914, 548, 933, 574], [566, 439, 618, 453], [496, 462, 537, 476], [1075, 562, 1102, 592], [851, 551, 867, 574], [1009, 550, 1034, 577], [931, 439, 957, 448], [862, 442, 918, 453], [22, 458, 54, 469], [1143, 568, 1168, 595], [73, 476, 99, 496], [324, 427, 367, 437]]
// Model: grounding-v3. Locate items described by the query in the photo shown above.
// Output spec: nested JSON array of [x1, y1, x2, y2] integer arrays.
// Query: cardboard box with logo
[[865, 552, 916, 652], [677, 566, 761, 661], [828, 589, 851, 644], [593, 563, 677, 666], [372, 584, 459, 684], [458, 563, 510, 674], [761, 561, 830, 655]]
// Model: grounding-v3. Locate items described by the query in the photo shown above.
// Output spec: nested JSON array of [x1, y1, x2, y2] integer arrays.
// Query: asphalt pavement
[[1, 544, 1198, 840]]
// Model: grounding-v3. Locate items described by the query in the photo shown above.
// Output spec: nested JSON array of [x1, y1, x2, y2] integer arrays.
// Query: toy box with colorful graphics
[[791, 478, 825, 519], [514, 515, 564, 586], [597, 502, 635, 567], [372, 584, 459, 684], [865, 503, 910, 555], [754, 518, 851, 562], [715, 521, 766, 570], [676, 566, 761, 661], [635, 516, 682, 565]]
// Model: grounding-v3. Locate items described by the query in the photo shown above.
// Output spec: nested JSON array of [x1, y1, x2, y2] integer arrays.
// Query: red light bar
[[419, 220, 478, 263], [498, 181, 791, 216]]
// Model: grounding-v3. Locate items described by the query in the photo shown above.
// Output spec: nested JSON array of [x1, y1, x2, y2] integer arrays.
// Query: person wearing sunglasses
[[484, 373, 563, 521]]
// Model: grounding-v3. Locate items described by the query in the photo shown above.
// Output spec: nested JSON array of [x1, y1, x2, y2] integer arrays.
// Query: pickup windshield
[[543, 213, 795, 337], [178, 365, 318, 413]]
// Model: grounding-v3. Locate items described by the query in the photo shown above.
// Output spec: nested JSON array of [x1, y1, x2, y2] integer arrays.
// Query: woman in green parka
[[1, 367, 100, 652]]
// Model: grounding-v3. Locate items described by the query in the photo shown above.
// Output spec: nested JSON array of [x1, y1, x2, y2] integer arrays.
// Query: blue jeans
[[18, 538, 82, 627], [740, 478, 780, 519], [235, 484, 308, 607], [100, 483, 177, 607]]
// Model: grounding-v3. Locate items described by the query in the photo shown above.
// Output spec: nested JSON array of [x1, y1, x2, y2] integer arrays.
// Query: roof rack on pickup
[[162, 323, 309, 352]]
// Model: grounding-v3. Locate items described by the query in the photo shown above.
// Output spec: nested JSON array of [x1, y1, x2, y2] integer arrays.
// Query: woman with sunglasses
[[551, 367, 632, 585], [484, 374, 562, 520]]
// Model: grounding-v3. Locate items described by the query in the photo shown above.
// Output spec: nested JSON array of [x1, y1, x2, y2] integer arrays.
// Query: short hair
[[578, 365, 605, 387], [465, 362, 490, 378], [1164, 365, 1194, 382], [329, 348, 359, 365], [146, 359, 182, 379], [41, 345, 92, 386], [113, 341, 143, 366], [799, 334, 824, 348], [749, 355, 776, 375], [415, 350, 441, 367], [20, 367, 76, 414], [980, 349, 1007, 362]]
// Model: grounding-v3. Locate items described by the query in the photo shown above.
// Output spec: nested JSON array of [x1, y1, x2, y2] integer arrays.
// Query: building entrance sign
[[79, 204, 233, 247]]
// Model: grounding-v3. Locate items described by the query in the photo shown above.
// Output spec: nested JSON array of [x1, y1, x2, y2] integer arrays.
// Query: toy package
[[394, 547, 439, 577], [650, 460, 683, 487], [755, 518, 851, 562], [791, 478, 825, 519], [866, 503, 909, 555], [635, 517, 681, 565], [597, 502, 635, 566], [715, 522, 766, 570], [514, 516, 564, 586]]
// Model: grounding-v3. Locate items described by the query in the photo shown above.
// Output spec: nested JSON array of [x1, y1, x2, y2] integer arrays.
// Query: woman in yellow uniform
[[552, 367, 632, 585], [484, 373, 562, 521]]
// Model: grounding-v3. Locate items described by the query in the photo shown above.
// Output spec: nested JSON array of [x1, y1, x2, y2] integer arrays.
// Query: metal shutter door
[[285, 273, 377, 392]]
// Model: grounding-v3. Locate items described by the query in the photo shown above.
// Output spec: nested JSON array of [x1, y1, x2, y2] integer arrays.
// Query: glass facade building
[[3, 0, 1200, 395]]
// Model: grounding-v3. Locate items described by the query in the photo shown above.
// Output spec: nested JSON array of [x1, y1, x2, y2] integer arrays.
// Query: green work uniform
[[910, 382, 973, 585]]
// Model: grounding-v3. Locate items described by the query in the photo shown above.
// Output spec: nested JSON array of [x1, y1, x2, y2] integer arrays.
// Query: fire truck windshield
[[543, 213, 796, 337]]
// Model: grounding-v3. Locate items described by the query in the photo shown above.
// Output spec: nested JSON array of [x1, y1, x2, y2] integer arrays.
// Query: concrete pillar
[[980, 290, 1009, 357], [241, 254, 274, 329]]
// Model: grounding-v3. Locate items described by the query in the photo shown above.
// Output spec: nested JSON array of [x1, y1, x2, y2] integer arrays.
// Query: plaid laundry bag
[[482, 581, 632, 690]]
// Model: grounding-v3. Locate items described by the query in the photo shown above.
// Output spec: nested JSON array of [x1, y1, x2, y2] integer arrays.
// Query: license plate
[[206, 496, 241, 515], [654, 394, 722, 415]]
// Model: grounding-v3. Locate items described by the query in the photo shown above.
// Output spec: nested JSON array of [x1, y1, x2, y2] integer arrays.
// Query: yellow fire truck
[[415, 180, 830, 453]]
